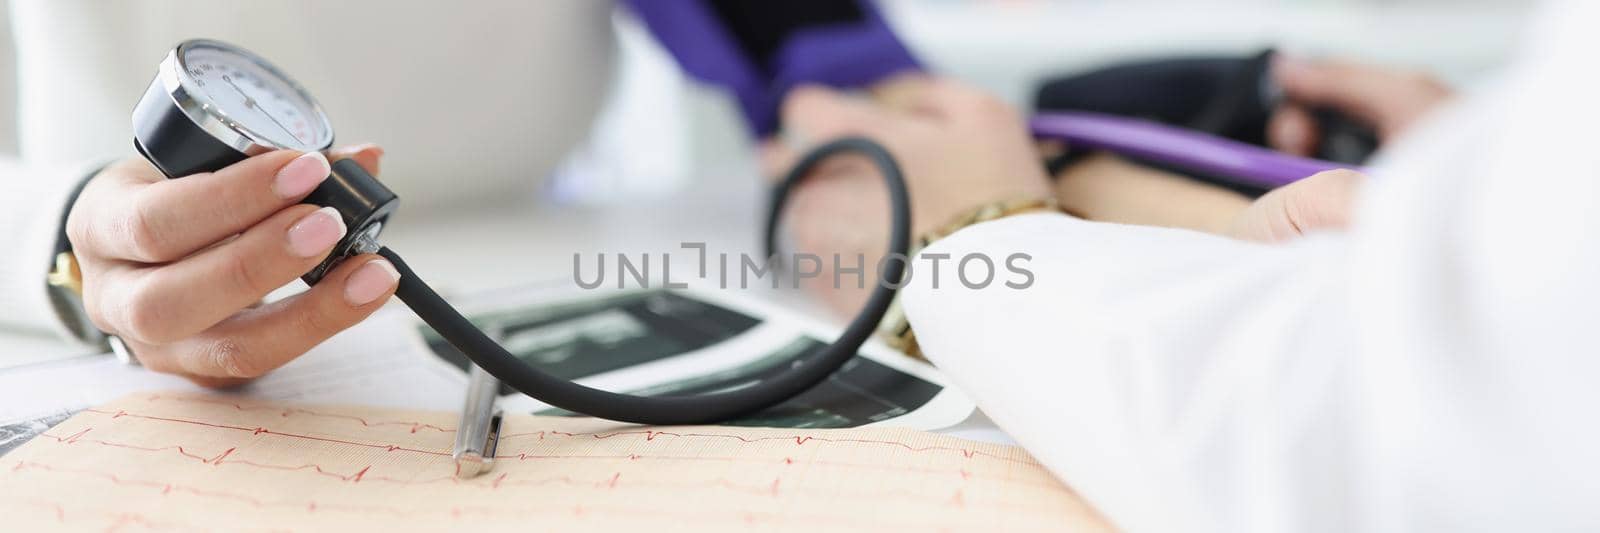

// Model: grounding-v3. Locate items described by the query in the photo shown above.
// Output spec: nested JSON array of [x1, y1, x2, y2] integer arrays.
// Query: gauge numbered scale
[[132, 39, 393, 283]]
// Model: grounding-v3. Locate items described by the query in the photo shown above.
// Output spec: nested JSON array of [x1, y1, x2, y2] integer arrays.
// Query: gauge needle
[[222, 75, 303, 144]]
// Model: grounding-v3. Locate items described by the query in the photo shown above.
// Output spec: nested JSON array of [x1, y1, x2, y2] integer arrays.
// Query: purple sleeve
[[621, 0, 922, 136]]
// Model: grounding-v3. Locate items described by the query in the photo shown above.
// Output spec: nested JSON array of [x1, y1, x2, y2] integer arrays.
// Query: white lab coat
[[903, 1, 1600, 531]]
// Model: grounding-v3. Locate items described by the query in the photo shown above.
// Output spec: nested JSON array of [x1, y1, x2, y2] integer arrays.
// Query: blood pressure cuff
[[623, 0, 922, 136]]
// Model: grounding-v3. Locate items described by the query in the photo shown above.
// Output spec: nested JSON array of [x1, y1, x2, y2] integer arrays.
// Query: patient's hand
[[764, 76, 1052, 314], [1057, 55, 1447, 241], [66, 145, 395, 387], [1267, 54, 1454, 156], [765, 75, 1373, 317]]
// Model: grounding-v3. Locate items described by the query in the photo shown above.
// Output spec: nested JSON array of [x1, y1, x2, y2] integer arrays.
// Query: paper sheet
[[0, 393, 1108, 531], [419, 287, 975, 430], [4, 285, 972, 432], [0, 310, 469, 429], [0, 307, 472, 463]]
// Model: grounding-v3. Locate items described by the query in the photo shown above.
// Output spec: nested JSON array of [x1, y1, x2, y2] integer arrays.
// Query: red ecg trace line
[[134, 394, 456, 433], [10, 460, 1071, 518], [34, 428, 1067, 493], [496, 428, 1039, 465], [13, 463, 1052, 529], [12, 461, 447, 518], [37, 429, 417, 484], [489, 453, 1067, 490], [27, 493, 511, 532], [82, 408, 450, 457], [79, 403, 1038, 467], [8, 399, 1089, 530], [16, 496, 977, 533], [11, 499, 259, 533]]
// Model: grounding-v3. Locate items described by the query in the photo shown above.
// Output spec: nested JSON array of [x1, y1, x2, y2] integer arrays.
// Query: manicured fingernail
[[344, 259, 400, 306], [353, 143, 384, 157], [286, 206, 346, 258], [331, 143, 384, 160], [274, 151, 331, 199]]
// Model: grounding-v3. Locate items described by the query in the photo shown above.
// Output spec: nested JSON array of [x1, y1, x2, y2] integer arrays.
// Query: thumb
[[1225, 169, 1365, 242]]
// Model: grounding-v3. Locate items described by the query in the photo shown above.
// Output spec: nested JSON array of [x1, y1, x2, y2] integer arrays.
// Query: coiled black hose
[[381, 137, 910, 425]]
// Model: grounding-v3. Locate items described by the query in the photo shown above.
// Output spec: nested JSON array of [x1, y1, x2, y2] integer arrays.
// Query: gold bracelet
[[46, 251, 84, 296], [878, 197, 1063, 360]]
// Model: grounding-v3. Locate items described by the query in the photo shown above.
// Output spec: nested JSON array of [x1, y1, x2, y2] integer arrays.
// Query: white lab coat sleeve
[[901, 213, 1356, 533], [0, 1, 118, 343], [904, 2, 1600, 531], [0, 157, 107, 341], [1333, 1, 1600, 530]]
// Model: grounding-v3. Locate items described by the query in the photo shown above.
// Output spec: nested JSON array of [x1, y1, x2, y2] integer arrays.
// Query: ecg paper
[[0, 393, 1111, 531]]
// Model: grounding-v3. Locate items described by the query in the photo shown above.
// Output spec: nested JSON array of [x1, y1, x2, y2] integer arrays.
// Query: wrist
[[879, 195, 1065, 360], [45, 161, 116, 345], [1051, 152, 1249, 233]]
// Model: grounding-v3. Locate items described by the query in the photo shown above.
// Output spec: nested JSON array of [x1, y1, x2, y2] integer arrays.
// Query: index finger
[[77, 150, 329, 263]]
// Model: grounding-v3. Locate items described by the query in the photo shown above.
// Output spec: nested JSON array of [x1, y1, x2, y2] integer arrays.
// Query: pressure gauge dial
[[132, 39, 397, 283], [134, 39, 335, 173], [181, 42, 333, 150]]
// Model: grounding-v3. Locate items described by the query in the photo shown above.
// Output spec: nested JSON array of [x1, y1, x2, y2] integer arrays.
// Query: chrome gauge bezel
[[157, 39, 335, 154]]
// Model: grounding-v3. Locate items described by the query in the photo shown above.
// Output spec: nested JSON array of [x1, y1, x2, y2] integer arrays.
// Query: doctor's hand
[[65, 145, 398, 388], [1226, 55, 1450, 240], [1267, 54, 1453, 156], [765, 76, 1052, 315]]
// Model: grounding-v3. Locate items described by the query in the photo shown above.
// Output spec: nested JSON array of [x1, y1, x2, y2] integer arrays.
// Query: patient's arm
[[769, 74, 1364, 318], [767, 77, 1054, 316], [1055, 153, 1365, 244], [1051, 152, 1251, 233]]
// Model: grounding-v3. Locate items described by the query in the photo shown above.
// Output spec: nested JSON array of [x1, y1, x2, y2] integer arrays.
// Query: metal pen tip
[[455, 452, 488, 479]]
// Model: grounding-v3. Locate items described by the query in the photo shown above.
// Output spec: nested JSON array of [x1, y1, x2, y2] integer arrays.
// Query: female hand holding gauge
[[63, 39, 909, 424]]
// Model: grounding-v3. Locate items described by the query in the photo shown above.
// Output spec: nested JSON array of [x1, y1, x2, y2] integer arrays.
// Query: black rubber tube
[[381, 137, 911, 425]]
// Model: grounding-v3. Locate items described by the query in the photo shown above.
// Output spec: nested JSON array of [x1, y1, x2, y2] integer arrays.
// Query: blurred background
[[0, 0, 1543, 366], [0, 0, 1531, 326], [356, 0, 1536, 308], [552, 0, 1532, 206]]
